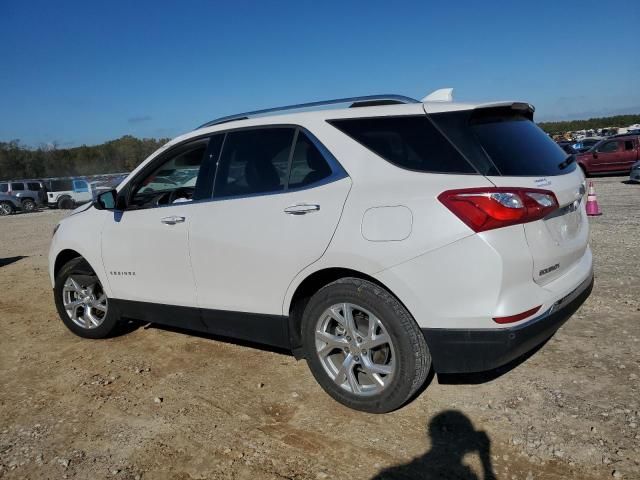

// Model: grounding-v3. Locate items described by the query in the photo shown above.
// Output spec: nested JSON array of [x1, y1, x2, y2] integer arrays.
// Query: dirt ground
[[1, 175, 638, 480]]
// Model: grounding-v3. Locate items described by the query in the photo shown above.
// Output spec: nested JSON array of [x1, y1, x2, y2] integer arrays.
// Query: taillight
[[438, 188, 558, 233]]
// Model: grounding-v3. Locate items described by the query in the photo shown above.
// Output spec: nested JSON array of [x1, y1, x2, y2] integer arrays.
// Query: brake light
[[438, 188, 559, 232]]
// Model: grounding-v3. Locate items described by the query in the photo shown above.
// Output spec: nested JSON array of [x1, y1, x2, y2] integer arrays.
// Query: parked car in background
[[576, 135, 640, 176], [572, 137, 601, 153], [0, 192, 23, 215], [0, 180, 45, 212], [630, 161, 640, 183], [44, 178, 93, 209], [557, 141, 577, 154]]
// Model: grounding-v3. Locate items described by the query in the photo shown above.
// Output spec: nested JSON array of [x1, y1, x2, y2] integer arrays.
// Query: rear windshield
[[431, 108, 575, 176], [328, 116, 476, 174]]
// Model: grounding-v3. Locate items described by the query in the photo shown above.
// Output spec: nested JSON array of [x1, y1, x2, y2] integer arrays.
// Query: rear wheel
[[302, 277, 431, 413], [0, 201, 14, 216], [54, 257, 120, 338], [21, 198, 36, 212], [58, 196, 75, 209]]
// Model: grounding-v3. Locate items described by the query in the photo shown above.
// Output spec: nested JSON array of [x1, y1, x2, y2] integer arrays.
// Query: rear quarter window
[[328, 116, 476, 174], [0, 183, 8, 193]]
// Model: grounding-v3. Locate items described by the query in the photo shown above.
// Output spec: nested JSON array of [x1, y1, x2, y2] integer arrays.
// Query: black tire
[[302, 277, 431, 413], [57, 196, 75, 209], [0, 201, 14, 216], [21, 198, 36, 212], [54, 257, 120, 339]]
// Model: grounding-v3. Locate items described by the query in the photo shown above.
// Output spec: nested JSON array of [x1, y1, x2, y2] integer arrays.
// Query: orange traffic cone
[[585, 181, 602, 216]]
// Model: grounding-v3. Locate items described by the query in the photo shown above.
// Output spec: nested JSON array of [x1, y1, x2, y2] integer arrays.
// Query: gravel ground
[[0, 176, 638, 480]]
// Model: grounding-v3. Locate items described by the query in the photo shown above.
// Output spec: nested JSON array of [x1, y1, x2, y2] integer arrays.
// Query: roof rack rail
[[196, 94, 419, 129]]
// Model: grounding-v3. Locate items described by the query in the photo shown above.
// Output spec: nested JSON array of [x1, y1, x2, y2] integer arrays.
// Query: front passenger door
[[592, 140, 622, 172], [100, 136, 219, 307]]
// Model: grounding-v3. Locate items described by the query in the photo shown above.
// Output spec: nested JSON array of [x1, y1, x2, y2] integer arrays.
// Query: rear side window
[[431, 108, 575, 176], [288, 132, 332, 188], [50, 179, 74, 191], [214, 128, 295, 198], [27, 182, 41, 190], [11, 182, 25, 191], [328, 116, 476, 174], [0, 183, 8, 193]]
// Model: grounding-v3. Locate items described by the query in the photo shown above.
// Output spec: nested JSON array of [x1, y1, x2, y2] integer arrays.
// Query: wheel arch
[[54, 249, 84, 279], [286, 267, 409, 359]]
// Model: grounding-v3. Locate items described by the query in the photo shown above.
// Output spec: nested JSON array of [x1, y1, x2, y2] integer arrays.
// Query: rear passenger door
[[188, 126, 351, 320], [621, 139, 639, 170]]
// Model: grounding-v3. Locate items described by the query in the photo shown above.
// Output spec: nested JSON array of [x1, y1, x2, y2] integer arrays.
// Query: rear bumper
[[422, 273, 593, 374]]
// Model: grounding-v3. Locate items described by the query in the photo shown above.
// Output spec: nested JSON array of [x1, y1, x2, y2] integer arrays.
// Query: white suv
[[49, 91, 593, 413]]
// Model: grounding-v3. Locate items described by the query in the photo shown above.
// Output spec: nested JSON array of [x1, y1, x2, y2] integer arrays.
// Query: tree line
[[538, 114, 640, 135], [2, 112, 640, 180], [0, 135, 169, 181]]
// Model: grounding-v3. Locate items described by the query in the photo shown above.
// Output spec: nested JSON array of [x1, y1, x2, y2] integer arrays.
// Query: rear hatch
[[429, 104, 589, 285]]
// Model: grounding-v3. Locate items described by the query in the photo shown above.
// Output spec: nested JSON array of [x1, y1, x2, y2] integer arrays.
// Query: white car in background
[[45, 178, 93, 209], [49, 90, 593, 412]]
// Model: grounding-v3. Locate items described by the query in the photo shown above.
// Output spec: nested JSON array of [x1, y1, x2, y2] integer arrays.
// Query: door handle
[[161, 215, 186, 225], [284, 204, 320, 215]]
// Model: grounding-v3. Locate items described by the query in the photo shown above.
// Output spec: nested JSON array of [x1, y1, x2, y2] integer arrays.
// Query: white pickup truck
[[44, 178, 93, 209]]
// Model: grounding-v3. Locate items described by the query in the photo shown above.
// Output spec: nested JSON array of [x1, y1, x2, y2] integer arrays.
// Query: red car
[[576, 135, 640, 175]]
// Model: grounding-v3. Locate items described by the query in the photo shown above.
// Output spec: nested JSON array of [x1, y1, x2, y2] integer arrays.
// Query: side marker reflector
[[493, 305, 541, 324]]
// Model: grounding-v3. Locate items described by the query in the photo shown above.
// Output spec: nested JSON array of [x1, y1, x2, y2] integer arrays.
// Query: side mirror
[[94, 189, 117, 210], [592, 152, 598, 159]]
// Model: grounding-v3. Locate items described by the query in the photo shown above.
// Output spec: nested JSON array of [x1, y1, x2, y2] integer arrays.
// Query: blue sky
[[1, 0, 638, 147]]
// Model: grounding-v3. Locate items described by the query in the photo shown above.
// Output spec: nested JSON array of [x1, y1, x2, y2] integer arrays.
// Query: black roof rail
[[196, 94, 419, 129]]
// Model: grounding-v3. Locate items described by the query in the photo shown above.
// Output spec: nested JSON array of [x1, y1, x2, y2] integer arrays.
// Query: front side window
[[288, 132, 332, 188], [129, 141, 208, 209], [11, 182, 25, 191], [0, 183, 8, 193], [27, 182, 41, 190], [213, 128, 294, 198], [624, 140, 634, 151], [597, 141, 619, 153], [73, 180, 89, 192]]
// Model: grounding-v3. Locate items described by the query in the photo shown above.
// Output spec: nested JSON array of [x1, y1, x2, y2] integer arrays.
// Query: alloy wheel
[[0, 203, 12, 215], [62, 275, 108, 329], [22, 199, 36, 212], [315, 302, 396, 396]]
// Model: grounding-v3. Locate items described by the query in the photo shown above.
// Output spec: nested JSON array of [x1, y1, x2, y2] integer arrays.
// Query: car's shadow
[[0, 256, 28, 268]]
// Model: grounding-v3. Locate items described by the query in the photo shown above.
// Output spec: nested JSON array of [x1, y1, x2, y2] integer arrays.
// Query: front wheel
[[302, 277, 431, 413], [58, 196, 75, 209], [54, 257, 120, 338]]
